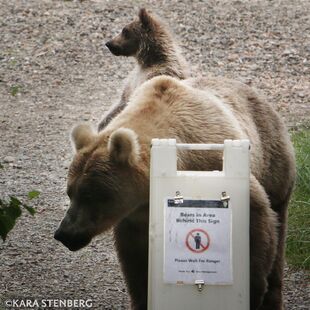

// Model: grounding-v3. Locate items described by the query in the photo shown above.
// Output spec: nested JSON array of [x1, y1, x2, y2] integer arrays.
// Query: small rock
[[297, 92, 305, 98], [249, 64, 259, 71], [282, 48, 297, 56], [3, 156, 15, 163], [11, 164, 22, 169], [227, 54, 239, 62]]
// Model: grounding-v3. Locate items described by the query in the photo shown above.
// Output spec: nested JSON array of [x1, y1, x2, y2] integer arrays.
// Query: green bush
[[0, 191, 39, 241], [286, 129, 310, 269]]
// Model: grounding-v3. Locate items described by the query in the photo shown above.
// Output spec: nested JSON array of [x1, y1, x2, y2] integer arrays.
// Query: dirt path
[[0, 0, 309, 309]]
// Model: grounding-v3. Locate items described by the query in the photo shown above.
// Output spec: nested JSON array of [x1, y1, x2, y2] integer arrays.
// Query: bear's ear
[[139, 8, 154, 30], [108, 128, 140, 166], [71, 124, 96, 152]]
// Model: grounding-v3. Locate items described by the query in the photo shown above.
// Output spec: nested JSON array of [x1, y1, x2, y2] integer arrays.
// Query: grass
[[10, 84, 21, 96], [286, 128, 310, 269]]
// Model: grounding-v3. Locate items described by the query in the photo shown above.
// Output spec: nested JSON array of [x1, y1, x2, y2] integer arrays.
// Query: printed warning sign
[[164, 198, 232, 284]]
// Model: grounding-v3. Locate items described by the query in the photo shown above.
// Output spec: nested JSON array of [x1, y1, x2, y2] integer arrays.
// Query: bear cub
[[98, 8, 190, 131]]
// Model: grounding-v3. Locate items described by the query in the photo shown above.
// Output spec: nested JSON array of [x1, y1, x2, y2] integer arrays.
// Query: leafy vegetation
[[9, 84, 21, 96], [286, 128, 310, 269], [0, 191, 40, 241]]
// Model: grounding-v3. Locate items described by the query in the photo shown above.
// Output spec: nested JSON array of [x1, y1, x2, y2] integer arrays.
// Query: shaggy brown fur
[[98, 8, 190, 131], [55, 76, 295, 310]]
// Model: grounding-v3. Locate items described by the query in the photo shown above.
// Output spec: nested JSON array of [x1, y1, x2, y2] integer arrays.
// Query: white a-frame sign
[[148, 139, 250, 310]]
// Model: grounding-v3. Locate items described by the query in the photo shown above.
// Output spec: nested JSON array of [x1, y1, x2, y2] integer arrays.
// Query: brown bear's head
[[54, 124, 147, 251], [105, 8, 167, 62]]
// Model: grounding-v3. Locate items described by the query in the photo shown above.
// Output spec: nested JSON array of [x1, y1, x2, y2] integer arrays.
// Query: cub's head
[[54, 124, 147, 251], [105, 8, 161, 57]]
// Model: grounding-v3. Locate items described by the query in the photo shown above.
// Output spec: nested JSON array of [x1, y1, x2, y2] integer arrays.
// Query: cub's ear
[[108, 128, 140, 165], [71, 124, 96, 152], [138, 8, 154, 29]]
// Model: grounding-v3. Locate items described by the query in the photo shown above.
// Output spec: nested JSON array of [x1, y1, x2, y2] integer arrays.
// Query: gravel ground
[[0, 0, 309, 309]]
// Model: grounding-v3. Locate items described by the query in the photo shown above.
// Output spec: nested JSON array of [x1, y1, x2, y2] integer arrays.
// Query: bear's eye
[[67, 187, 73, 199], [122, 28, 130, 39]]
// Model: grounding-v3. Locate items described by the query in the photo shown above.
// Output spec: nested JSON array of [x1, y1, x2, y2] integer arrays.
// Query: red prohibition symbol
[[185, 228, 210, 253]]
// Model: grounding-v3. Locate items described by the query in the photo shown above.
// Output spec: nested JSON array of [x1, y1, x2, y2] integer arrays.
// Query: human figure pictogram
[[186, 229, 210, 253], [194, 233, 202, 249]]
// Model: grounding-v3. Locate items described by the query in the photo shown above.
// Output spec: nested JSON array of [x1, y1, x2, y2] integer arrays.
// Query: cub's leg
[[250, 175, 278, 310], [259, 195, 291, 310], [98, 100, 127, 131], [98, 84, 131, 131]]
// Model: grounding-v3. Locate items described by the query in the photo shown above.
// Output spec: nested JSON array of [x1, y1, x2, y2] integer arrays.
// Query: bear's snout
[[105, 40, 122, 56], [105, 40, 113, 50], [54, 228, 65, 243], [54, 228, 91, 252]]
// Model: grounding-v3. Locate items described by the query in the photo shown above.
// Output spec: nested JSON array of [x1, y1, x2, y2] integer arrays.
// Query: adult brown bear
[[55, 76, 295, 310]]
